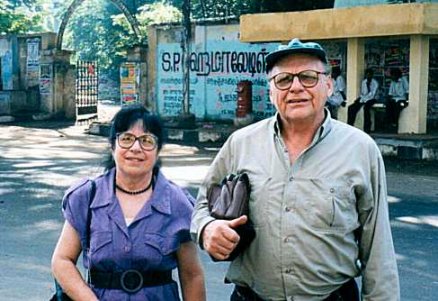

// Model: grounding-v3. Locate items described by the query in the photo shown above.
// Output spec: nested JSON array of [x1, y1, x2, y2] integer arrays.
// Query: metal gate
[[76, 60, 98, 123]]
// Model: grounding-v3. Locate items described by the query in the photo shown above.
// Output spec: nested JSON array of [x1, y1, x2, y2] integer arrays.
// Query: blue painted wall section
[[156, 41, 279, 121]]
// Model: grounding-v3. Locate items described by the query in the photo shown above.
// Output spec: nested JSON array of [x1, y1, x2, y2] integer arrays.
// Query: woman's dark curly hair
[[104, 104, 164, 171]]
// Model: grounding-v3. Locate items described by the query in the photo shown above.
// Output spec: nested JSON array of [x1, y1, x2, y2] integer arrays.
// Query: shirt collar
[[89, 168, 172, 216], [271, 108, 332, 146], [148, 170, 172, 215], [89, 169, 114, 209]]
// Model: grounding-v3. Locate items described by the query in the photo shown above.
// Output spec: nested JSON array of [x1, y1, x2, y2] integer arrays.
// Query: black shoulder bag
[[207, 173, 256, 261], [50, 179, 96, 301]]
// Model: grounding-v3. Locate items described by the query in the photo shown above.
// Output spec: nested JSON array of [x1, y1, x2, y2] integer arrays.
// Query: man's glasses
[[270, 70, 328, 90], [117, 133, 158, 151]]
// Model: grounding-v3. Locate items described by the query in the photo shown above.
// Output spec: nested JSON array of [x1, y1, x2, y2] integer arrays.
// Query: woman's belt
[[89, 269, 173, 293]]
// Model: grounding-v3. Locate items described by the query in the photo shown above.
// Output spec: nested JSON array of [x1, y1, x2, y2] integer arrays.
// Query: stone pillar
[[346, 38, 365, 127], [38, 50, 55, 116], [147, 27, 158, 112], [54, 49, 75, 119], [37, 48, 74, 119], [399, 35, 429, 134], [126, 45, 148, 107]]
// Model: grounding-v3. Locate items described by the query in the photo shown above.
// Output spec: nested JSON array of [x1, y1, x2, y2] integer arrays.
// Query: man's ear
[[269, 88, 273, 103], [326, 75, 334, 97]]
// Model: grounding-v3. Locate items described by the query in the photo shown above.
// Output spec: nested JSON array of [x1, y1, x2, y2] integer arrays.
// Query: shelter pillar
[[345, 38, 365, 127], [399, 35, 429, 134]]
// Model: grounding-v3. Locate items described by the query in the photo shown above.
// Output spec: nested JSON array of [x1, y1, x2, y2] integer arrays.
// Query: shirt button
[[289, 176, 294, 182], [124, 245, 131, 252], [284, 237, 290, 243], [285, 206, 291, 212], [330, 188, 335, 193], [285, 268, 292, 274]]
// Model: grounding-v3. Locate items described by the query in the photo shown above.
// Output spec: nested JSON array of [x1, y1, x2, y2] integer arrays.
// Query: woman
[[51, 105, 206, 300]]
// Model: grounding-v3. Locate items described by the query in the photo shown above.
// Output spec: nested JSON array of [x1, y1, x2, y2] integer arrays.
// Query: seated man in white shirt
[[347, 68, 379, 133], [385, 67, 409, 131]]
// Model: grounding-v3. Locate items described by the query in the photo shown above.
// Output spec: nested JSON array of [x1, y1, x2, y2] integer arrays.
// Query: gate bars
[[76, 60, 98, 124]]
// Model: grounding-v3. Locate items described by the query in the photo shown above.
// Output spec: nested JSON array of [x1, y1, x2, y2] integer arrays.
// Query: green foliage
[[61, 0, 126, 79], [57, 0, 182, 81], [0, 0, 47, 34], [112, 1, 182, 46]]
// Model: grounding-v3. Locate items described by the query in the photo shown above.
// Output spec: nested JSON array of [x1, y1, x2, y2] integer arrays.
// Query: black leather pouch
[[207, 173, 256, 261]]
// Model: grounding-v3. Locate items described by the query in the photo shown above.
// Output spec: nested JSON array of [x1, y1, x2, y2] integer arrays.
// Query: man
[[386, 67, 409, 131], [347, 68, 379, 133], [326, 65, 346, 120], [191, 38, 399, 301]]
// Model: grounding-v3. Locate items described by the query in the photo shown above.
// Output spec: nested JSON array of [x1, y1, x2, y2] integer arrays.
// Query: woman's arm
[[177, 241, 206, 301], [51, 221, 98, 301]]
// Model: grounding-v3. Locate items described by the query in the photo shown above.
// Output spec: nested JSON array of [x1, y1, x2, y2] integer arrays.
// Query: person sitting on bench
[[385, 67, 409, 131], [347, 68, 379, 133]]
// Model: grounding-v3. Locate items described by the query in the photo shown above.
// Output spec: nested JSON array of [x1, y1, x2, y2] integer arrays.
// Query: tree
[[59, 0, 127, 78], [112, 1, 181, 46], [0, 0, 47, 34], [57, 0, 181, 81]]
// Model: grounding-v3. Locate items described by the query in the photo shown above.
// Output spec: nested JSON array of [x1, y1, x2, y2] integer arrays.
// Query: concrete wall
[[148, 23, 278, 121], [0, 33, 75, 119]]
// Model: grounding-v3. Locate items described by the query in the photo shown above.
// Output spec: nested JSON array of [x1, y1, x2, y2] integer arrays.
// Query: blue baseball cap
[[266, 38, 328, 72]]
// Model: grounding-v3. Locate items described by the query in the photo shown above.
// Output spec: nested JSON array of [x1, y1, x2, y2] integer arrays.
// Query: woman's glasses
[[270, 70, 328, 90], [117, 133, 158, 151]]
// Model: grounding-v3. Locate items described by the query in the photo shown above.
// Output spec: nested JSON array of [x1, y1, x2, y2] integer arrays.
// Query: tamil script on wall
[[156, 41, 279, 120]]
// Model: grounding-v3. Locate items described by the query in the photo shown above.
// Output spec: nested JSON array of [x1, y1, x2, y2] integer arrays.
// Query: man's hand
[[202, 216, 248, 260]]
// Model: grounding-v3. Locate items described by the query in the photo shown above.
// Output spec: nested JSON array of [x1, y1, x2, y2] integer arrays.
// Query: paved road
[[0, 121, 437, 300]]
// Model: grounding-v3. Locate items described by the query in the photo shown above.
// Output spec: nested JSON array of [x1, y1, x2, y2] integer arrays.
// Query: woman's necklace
[[116, 178, 153, 195]]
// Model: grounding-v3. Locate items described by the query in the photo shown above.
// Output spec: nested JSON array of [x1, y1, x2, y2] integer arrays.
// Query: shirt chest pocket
[[141, 233, 179, 269], [301, 178, 358, 232], [89, 231, 113, 266]]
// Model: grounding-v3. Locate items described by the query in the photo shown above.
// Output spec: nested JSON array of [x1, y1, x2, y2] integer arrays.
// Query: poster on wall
[[1, 50, 13, 90], [39, 64, 53, 95], [26, 38, 40, 87], [120, 62, 140, 106], [156, 41, 278, 120]]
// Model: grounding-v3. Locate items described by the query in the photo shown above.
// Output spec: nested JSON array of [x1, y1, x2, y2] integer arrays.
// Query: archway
[[56, 0, 142, 50]]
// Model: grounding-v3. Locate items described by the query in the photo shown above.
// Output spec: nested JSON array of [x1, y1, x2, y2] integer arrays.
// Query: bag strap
[[53, 179, 96, 300], [85, 179, 96, 251]]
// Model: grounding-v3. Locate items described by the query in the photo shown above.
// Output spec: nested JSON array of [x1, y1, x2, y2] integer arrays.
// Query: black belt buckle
[[120, 269, 143, 293]]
